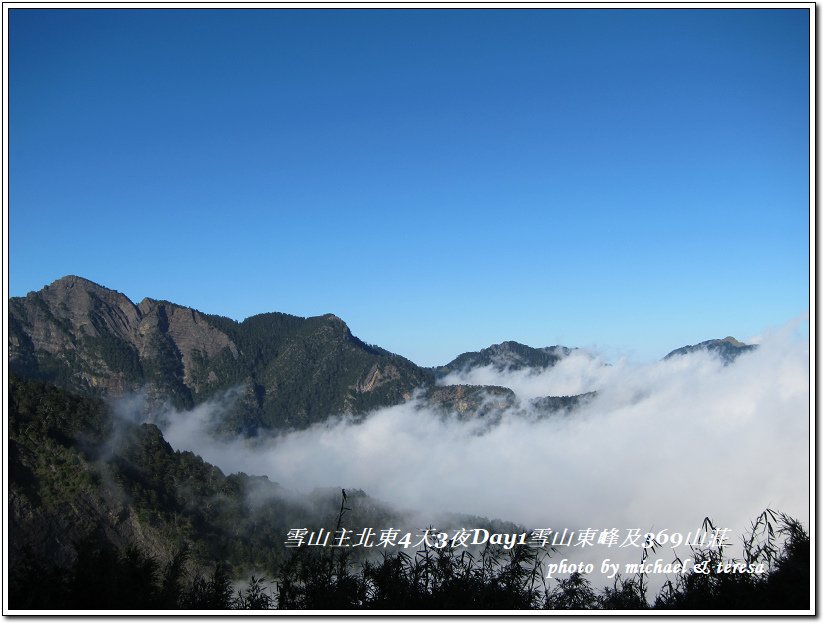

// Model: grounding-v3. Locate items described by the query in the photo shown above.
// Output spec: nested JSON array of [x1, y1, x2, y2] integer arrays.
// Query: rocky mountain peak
[[46, 274, 109, 290], [720, 336, 747, 347], [664, 336, 757, 364]]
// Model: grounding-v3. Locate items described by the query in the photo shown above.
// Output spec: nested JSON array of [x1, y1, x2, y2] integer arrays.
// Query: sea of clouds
[[125, 318, 809, 588]]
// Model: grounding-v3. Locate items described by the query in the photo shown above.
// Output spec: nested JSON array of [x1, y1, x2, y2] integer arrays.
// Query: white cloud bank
[[151, 319, 809, 573]]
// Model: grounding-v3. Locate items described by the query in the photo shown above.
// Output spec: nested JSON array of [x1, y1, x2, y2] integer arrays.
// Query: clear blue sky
[[9, 8, 810, 366]]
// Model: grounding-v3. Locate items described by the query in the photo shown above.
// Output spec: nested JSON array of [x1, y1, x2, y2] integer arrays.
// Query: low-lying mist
[[124, 319, 809, 577]]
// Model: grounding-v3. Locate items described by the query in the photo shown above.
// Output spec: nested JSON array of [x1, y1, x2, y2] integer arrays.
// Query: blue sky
[[9, 8, 810, 366]]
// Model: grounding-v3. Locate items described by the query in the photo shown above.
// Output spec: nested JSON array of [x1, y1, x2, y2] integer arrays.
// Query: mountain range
[[9, 275, 757, 433]]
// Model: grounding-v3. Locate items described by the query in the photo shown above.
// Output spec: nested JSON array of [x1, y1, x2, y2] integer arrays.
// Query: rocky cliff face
[[137, 297, 239, 389], [9, 276, 240, 405], [10, 276, 146, 396], [424, 384, 517, 419]]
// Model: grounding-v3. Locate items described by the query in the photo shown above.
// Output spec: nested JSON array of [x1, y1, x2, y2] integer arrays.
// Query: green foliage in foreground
[[9, 508, 809, 610], [9, 542, 266, 610], [274, 509, 809, 610]]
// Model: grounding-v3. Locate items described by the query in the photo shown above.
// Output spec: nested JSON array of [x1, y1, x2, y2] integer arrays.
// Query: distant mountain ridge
[[9, 276, 755, 432], [432, 341, 573, 376], [664, 336, 757, 364]]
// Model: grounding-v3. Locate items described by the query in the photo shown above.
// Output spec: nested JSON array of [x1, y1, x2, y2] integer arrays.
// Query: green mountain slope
[[8, 375, 399, 584]]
